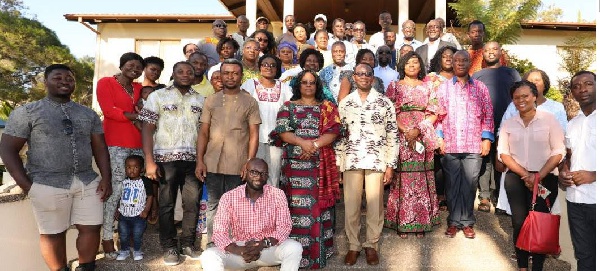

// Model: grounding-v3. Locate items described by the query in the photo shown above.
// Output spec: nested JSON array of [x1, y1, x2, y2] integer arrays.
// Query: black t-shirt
[[473, 67, 521, 133]]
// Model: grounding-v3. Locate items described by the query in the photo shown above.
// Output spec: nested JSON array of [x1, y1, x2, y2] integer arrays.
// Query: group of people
[[0, 9, 595, 271]]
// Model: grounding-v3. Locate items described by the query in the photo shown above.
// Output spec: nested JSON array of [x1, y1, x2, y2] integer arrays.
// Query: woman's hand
[[521, 173, 536, 191], [404, 128, 420, 141], [299, 139, 317, 156]]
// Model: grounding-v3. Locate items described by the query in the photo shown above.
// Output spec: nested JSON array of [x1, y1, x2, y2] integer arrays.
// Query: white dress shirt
[[373, 65, 399, 90], [565, 110, 596, 204]]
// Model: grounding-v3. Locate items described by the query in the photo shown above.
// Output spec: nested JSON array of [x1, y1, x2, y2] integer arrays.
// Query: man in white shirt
[[308, 14, 334, 45], [330, 18, 356, 65], [400, 20, 422, 49], [350, 21, 374, 53], [368, 11, 402, 50], [558, 71, 596, 271], [231, 15, 249, 55], [415, 20, 455, 71], [374, 45, 399, 89]]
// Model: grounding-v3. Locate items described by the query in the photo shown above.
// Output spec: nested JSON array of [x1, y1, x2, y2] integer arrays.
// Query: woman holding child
[[96, 52, 146, 259]]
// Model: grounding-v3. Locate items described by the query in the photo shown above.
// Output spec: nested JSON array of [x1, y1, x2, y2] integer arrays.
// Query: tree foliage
[[449, 0, 542, 45], [535, 3, 563, 22], [0, 5, 94, 116], [558, 34, 596, 120]]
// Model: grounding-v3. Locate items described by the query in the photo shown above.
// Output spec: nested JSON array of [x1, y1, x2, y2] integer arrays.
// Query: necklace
[[114, 74, 134, 100]]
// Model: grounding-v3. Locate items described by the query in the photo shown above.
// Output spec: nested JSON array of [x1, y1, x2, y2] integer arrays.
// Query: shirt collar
[[43, 97, 74, 108], [166, 84, 197, 95], [452, 76, 474, 85]]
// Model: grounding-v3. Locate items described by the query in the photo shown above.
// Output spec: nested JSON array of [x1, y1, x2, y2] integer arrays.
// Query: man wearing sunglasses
[[200, 158, 302, 271], [198, 19, 229, 67], [374, 45, 399, 88], [336, 64, 399, 266], [0, 64, 112, 271]]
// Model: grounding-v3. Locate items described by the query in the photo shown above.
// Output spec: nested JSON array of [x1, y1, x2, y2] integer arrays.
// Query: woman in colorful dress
[[96, 52, 146, 258], [424, 45, 457, 211], [241, 54, 293, 188], [269, 70, 342, 269], [384, 51, 440, 238]]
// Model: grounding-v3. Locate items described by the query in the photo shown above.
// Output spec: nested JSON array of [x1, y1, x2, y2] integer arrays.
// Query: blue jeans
[[118, 215, 146, 251]]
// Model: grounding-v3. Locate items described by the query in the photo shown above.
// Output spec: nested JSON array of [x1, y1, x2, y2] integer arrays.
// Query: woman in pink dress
[[384, 51, 440, 238]]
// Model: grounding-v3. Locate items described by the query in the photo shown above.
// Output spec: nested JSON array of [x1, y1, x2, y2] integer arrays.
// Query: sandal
[[398, 232, 408, 239], [478, 198, 491, 213], [416, 232, 425, 239], [438, 199, 447, 211], [148, 208, 158, 225]]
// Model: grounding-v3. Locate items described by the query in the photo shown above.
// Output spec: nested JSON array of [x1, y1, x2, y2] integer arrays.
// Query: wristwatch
[[263, 238, 272, 248]]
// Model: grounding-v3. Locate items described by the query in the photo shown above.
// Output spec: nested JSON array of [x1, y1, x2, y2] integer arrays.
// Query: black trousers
[[504, 171, 557, 270], [205, 172, 243, 243], [157, 161, 201, 250], [567, 201, 596, 271], [441, 153, 482, 227]]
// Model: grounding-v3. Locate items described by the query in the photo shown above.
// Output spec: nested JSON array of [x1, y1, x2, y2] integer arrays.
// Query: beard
[[484, 58, 499, 66]]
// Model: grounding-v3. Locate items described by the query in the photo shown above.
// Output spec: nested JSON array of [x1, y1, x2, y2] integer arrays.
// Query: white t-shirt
[[119, 177, 153, 217], [241, 79, 293, 143]]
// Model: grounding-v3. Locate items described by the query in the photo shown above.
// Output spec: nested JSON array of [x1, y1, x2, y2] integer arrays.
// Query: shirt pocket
[[73, 119, 92, 136], [532, 126, 549, 144], [587, 126, 596, 149]]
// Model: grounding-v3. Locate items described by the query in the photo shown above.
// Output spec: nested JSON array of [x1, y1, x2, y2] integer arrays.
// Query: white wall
[[503, 28, 596, 87]]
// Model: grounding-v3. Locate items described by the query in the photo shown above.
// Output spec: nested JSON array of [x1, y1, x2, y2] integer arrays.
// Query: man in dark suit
[[415, 19, 455, 70]]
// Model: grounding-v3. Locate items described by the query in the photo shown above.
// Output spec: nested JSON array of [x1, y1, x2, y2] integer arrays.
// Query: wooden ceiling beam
[[258, 0, 280, 22], [416, 0, 435, 23]]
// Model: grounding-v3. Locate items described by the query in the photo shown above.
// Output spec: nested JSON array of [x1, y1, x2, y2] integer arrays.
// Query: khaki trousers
[[343, 169, 384, 251]]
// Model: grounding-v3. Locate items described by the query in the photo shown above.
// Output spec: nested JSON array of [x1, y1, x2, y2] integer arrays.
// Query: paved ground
[[90, 197, 570, 271]]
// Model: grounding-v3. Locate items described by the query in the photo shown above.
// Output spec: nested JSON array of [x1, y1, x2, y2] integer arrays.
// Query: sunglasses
[[213, 24, 227, 28], [261, 63, 276, 68], [300, 80, 316, 86], [378, 51, 391, 55], [353, 72, 374, 77], [62, 118, 73, 135], [248, 169, 269, 178], [255, 37, 268, 43]]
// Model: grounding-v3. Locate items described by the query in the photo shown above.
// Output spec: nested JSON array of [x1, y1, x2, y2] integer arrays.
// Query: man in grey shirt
[[0, 64, 112, 271]]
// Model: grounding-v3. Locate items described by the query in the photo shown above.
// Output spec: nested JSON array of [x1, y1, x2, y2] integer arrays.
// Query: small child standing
[[116, 155, 154, 261]]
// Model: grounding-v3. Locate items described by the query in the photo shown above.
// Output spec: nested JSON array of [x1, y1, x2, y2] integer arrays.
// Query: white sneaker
[[116, 250, 130, 261], [133, 251, 144, 261]]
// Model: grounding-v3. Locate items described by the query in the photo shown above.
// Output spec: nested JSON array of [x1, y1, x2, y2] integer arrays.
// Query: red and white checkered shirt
[[212, 184, 292, 250]]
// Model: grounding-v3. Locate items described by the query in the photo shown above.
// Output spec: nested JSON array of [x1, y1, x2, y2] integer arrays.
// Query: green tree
[[535, 3, 563, 22], [558, 34, 596, 119], [0, 5, 94, 115], [449, 0, 542, 45]]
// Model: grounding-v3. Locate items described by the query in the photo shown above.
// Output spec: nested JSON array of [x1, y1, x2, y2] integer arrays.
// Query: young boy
[[115, 155, 154, 261]]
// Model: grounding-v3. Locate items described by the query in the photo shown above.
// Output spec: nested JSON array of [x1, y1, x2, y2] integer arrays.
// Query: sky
[[21, 0, 598, 58]]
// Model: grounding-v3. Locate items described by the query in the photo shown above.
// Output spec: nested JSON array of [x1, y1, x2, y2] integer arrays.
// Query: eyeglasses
[[244, 46, 260, 51], [353, 72, 373, 77], [300, 80, 316, 86], [353, 28, 365, 32], [213, 24, 227, 28], [62, 118, 73, 135], [378, 51, 391, 55], [255, 37, 268, 43], [261, 63, 276, 68], [403, 27, 416, 30], [427, 25, 441, 29], [248, 169, 269, 178]]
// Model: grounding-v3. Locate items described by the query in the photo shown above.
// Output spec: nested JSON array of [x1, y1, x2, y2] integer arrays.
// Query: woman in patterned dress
[[269, 70, 342, 269], [384, 51, 441, 238]]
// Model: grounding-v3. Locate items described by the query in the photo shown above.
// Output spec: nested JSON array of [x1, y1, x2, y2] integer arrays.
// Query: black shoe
[[163, 248, 181, 266], [181, 246, 202, 260]]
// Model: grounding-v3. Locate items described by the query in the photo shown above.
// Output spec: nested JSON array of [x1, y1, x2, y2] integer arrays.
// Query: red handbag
[[516, 173, 561, 255]]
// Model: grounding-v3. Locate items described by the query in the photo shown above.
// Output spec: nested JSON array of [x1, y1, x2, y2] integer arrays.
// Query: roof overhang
[[521, 21, 596, 31], [63, 14, 236, 24]]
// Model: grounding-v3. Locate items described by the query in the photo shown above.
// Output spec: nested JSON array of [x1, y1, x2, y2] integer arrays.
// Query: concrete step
[[94, 202, 571, 271]]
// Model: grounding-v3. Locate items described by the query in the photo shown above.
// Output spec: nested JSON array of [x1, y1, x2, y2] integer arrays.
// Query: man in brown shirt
[[196, 58, 261, 245]]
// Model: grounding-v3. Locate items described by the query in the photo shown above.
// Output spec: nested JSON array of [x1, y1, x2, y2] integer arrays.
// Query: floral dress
[[384, 80, 441, 233]]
